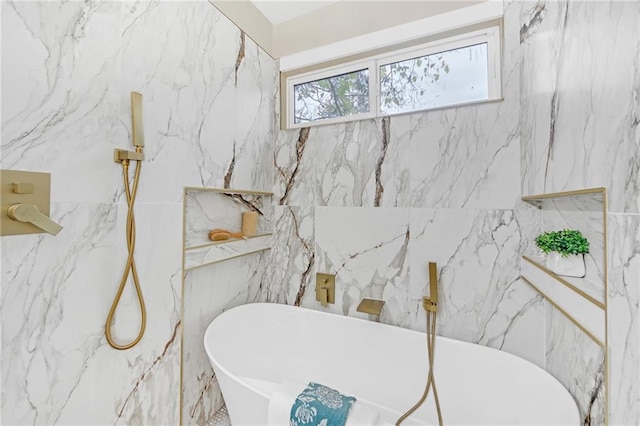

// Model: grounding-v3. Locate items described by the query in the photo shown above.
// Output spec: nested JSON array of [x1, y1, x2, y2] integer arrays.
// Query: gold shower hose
[[396, 305, 443, 425], [105, 154, 147, 350]]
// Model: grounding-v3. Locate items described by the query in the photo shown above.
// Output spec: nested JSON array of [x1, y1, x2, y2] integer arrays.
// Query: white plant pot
[[545, 252, 586, 278]]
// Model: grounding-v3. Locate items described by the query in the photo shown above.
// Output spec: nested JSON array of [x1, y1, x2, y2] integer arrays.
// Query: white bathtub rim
[[204, 302, 577, 415]]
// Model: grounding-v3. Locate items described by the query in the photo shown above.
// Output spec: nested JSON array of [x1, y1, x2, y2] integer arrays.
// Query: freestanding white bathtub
[[204, 303, 579, 425]]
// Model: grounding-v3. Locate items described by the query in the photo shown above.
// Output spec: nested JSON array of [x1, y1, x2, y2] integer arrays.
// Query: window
[[293, 67, 372, 124], [283, 26, 501, 129]]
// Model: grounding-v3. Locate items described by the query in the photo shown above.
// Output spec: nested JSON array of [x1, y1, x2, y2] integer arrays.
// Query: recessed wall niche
[[521, 187, 608, 425], [181, 187, 273, 423]]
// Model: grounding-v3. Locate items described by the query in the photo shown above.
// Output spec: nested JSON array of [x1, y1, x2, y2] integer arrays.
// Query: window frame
[[283, 25, 502, 129], [287, 60, 377, 128]]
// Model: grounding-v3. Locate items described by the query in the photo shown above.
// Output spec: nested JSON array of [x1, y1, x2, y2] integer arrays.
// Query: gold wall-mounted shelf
[[183, 186, 273, 196], [522, 187, 606, 207], [185, 232, 273, 251], [182, 186, 273, 270], [523, 255, 605, 309]]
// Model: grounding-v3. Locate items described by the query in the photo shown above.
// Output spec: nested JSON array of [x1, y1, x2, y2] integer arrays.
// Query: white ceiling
[[250, 0, 343, 25]]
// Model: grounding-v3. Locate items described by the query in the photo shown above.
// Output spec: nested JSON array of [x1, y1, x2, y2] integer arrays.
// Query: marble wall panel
[[262, 205, 315, 305], [546, 304, 605, 425], [120, 1, 239, 200], [408, 0, 521, 211], [410, 207, 545, 367], [181, 252, 268, 425], [608, 213, 640, 425], [274, 119, 410, 208], [1, 203, 118, 425], [406, 101, 521, 210], [1, 1, 124, 203], [313, 207, 411, 323], [233, 34, 279, 192], [2, 0, 277, 424], [519, 0, 640, 213], [111, 203, 183, 426]]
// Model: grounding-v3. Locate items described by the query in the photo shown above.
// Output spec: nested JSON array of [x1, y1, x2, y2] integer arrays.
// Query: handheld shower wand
[[396, 262, 443, 425], [106, 92, 147, 350]]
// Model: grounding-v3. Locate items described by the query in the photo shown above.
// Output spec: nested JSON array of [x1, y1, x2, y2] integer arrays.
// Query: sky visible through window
[[380, 43, 488, 115]]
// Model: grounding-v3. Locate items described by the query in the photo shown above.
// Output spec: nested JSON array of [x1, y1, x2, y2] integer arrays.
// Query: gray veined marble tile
[[121, 1, 276, 202], [1, 203, 119, 425], [262, 205, 315, 305], [410, 207, 545, 367], [608, 213, 640, 426], [2, 1, 277, 425], [519, 0, 640, 214], [1, 0, 124, 203], [546, 303, 605, 425], [312, 207, 411, 322], [182, 252, 268, 425], [275, 119, 410, 208], [406, 102, 521, 210]]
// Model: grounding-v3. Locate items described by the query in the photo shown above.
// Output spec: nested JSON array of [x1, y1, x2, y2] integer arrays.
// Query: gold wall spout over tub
[[105, 92, 147, 351], [356, 298, 385, 316]]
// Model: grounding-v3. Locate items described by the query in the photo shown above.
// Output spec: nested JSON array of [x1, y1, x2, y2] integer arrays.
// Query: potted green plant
[[534, 229, 589, 278]]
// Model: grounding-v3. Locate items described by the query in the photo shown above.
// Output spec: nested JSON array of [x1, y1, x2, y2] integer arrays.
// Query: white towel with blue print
[[267, 381, 381, 426], [290, 382, 355, 425]]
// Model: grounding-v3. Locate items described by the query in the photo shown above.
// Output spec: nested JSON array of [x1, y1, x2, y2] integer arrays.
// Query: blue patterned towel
[[289, 382, 356, 426]]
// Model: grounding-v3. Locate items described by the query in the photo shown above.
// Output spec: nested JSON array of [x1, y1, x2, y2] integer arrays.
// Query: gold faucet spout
[[356, 298, 385, 316]]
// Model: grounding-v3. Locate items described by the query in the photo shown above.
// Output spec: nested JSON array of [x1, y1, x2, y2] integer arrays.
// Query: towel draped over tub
[[268, 381, 381, 426], [290, 382, 355, 426]]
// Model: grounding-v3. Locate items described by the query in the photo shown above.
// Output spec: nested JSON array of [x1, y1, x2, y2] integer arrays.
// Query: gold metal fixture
[[12, 182, 34, 194], [397, 262, 443, 426], [1, 169, 63, 236], [7, 204, 63, 235], [130, 92, 145, 147], [105, 92, 147, 350], [316, 273, 335, 306], [356, 298, 385, 316], [114, 149, 144, 162]]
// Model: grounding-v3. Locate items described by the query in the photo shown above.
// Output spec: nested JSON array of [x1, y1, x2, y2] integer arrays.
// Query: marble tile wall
[[546, 304, 605, 424], [608, 214, 640, 425], [520, 0, 640, 214], [1, 1, 276, 425], [270, 0, 548, 371], [520, 0, 640, 424], [182, 252, 268, 425]]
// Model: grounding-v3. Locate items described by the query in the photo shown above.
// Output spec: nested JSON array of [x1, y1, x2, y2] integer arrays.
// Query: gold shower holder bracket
[[114, 149, 144, 163]]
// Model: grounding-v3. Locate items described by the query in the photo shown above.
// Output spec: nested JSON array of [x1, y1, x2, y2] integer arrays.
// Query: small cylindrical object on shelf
[[242, 211, 258, 237]]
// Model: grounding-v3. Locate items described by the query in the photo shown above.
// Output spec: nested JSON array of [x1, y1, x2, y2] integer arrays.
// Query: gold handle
[[7, 203, 63, 235], [318, 287, 328, 306]]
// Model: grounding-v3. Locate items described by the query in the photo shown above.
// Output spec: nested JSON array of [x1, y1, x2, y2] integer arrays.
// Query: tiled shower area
[[2, 0, 639, 425]]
